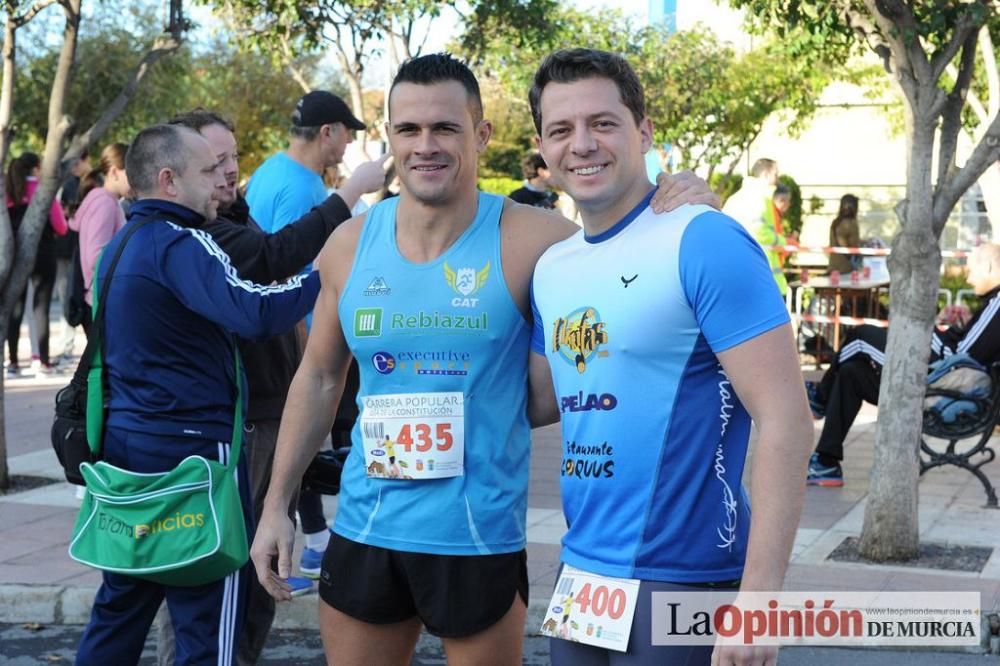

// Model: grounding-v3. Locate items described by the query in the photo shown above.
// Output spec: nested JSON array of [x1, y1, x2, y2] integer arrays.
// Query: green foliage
[[939, 266, 973, 310], [640, 25, 838, 173], [459, 7, 846, 175], [807, 194, 824, 215], [459, 0, 562, 62], [10, 8, 324, 175], [477, 176, 522, 196], [711, 173, 743, 206], [777, 173, 803, 237]]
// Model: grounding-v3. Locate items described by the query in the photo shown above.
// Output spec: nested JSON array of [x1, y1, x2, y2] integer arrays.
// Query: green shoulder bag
[[67, 222, 249, 587]]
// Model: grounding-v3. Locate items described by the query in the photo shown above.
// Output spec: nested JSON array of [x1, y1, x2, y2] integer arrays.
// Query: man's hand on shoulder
[[652, 170, 721, 213]]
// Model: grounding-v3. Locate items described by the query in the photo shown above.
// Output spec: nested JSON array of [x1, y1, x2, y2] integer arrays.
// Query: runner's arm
[[160, 229, 320, 340], [713, 323, 811, 666], [206, 194, 351, 284], [251, 223, 358, 601], [528, 351, 559, 427], [717, 323, 813, 591]]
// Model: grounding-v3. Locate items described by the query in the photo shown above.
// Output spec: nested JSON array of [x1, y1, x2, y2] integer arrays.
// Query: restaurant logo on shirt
[[552, 307, 609, 374], [444, 261, 490, 308]]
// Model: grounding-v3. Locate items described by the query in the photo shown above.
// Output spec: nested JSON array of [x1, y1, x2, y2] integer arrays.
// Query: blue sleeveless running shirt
[[335, 192, 532, 555], [531, 193, 789, 582]]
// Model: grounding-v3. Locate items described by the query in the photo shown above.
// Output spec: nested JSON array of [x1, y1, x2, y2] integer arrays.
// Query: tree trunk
[[0, 319, 7, 489], [858, 112, 940, 561], [0, 0, 184, 490], [0, 16, 17, 293]]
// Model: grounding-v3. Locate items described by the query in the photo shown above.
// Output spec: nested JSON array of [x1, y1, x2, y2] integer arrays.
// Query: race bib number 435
[[360, 392, 464, 480]]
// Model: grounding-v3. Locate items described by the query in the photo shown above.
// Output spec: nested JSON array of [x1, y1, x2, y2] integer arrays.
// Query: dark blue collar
[[127, 199, 205, 228], [583, 187, 656, 244]]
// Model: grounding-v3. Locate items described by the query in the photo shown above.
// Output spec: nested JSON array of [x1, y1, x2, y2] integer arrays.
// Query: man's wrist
[[337, 178, 363, 208]]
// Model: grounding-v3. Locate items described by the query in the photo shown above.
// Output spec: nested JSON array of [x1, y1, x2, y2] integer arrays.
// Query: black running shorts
[[318, 532, 528, 638]]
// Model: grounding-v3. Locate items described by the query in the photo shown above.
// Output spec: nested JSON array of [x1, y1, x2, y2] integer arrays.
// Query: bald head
[[967, 243, 1000, 296]]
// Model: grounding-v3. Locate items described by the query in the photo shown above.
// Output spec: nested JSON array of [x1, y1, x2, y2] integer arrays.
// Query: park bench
[[920, 361, 1000, 508]]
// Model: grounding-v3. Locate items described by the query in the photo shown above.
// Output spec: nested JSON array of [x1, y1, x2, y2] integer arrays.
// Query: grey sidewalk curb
[[0, 583, 550, 636]]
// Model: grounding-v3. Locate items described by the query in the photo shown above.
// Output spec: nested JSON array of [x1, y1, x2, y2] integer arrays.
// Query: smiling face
[[387, 80, 491, 207], [535, 76, 652, 225], [199, 122, 239, 208]]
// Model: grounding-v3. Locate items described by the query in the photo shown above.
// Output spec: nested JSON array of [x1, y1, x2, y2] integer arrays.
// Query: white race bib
[[539, 565, 641, 652], [359, 392, 464, 480]]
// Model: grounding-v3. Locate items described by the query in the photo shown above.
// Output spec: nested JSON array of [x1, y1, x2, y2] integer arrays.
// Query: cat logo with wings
[[444, 261, 490, 308]]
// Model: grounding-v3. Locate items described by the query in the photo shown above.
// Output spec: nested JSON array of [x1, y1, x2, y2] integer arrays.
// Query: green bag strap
[[228, 344, 244, 471], [85, 218, 156, 454]]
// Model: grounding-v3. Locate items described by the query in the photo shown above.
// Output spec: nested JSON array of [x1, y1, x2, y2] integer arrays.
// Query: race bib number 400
[[539, 565, 640, 652], [360, 392, 464, 480]]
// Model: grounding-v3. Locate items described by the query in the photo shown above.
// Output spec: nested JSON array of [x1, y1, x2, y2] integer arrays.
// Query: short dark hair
[[390, 53, 483, 123], [529, 48, 645, 134], [520, 152, 547, 180], [126, 124, 194, 196], [169, 108, 235, 134]]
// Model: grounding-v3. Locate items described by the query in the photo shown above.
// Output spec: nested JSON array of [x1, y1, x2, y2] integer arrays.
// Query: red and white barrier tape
[[796, 312, 889, 328]]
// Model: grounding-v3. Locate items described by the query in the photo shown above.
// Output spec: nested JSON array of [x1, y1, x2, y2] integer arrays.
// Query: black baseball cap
[[292, 90, 365, 131]]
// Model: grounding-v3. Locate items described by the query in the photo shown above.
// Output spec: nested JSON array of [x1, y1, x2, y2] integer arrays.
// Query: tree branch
[[12, 0, 58, 27], [842, 4, 894, 76], [948, 63, 988, 125], [933, 110, 1000, 232], [67, 34, 183, 157], [279, 34, 311, 94], [860, 0, 922, 103], [928, 7, 981, 83], [981, 26, 999, 120], [874, 0, 932, 84], [935, 33, 978, 188]]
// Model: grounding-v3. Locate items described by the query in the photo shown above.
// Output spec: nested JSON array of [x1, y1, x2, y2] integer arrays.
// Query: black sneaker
[[806, 452, 843, 487], [805, 381, 826, 419]]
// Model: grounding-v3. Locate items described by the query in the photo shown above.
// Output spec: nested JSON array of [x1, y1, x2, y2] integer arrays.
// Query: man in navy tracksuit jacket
[[75, 124, 320, 666]]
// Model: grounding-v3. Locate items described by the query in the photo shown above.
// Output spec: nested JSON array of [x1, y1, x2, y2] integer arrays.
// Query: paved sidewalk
[[1, 326, 998, 652]]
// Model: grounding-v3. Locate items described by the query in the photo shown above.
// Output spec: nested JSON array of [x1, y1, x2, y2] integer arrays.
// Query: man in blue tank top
[[250, 54, 719, 664], [527, 49, 815, 666]]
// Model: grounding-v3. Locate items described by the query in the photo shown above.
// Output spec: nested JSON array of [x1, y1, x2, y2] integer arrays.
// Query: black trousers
[[815, 325, 887, 460], [7, 248, 57, 366]]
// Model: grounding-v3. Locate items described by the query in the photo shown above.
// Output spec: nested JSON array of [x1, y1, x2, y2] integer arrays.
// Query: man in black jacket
[[508, 151, 559, 209], [163, 109, 385, 665]]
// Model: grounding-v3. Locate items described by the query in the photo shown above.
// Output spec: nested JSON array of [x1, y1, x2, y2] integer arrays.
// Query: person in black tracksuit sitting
[[806, 243, 1000, 486]]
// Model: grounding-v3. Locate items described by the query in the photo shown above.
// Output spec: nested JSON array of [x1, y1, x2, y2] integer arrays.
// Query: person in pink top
[[5, 152, 68, 375], [68, 143, 129, 334]]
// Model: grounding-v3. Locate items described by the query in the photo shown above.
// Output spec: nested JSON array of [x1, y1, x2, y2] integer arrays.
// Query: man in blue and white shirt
[[527, 49, 814, 666]]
